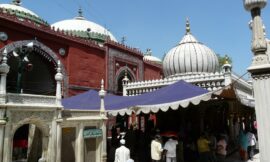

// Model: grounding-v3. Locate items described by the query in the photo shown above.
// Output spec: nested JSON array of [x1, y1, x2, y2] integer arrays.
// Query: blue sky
[[2, 0, 270, 77]]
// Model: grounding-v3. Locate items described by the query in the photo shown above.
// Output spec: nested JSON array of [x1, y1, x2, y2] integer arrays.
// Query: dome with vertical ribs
[[163, 19, 219, 77]]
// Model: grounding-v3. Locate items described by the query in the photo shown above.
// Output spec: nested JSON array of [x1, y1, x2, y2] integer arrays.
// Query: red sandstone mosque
[[0, 0, 163, 97]]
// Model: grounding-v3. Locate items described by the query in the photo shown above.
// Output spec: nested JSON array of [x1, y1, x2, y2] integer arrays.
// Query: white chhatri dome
[[163, 19, 219, 77], [51, 8, 117, 42], [143, 49, 162, 64], [0, 1, 38, 17]]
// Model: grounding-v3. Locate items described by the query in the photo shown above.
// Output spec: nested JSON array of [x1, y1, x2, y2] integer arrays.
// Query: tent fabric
[[62, 80, 213, 116]]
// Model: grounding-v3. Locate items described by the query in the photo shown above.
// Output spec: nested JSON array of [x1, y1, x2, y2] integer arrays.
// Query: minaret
[[55, 60, 63, 106], [0, 49, 10, 104], [222, 55, 232, 86], [122, 69, 130, 96], [99, 79, 106, 116], [243, 1, 270, 162]]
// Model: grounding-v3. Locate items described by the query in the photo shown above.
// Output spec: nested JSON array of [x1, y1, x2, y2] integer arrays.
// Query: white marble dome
[[51, 9, 117, 42], [163, 20, 219, 77], [0, 1, 48, 26], [0, 2, 38, 17]]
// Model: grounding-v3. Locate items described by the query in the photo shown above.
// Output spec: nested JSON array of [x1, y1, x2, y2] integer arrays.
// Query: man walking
[[115, 139, 130, 162], [164, 137, 178, 162]]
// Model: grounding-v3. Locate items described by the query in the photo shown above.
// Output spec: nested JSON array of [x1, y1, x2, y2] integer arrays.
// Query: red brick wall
[[144, 63, 163, 80], [68, 46, 105, 89]]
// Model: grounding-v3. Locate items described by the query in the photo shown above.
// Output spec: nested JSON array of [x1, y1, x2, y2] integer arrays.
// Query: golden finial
[[186, 18, 191, 34], [224, 55, 229, 64]]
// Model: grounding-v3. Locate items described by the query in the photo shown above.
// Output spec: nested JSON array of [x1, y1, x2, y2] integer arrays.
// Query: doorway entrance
[[12, 124, 42, 162]]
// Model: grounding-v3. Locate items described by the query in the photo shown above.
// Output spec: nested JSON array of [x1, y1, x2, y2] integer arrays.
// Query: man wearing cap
[[115, 139, 130, 162], [151, 135, 163, 162]]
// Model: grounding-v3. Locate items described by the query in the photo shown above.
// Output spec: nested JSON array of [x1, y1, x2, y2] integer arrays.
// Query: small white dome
[[163, 20, 219, 77], [0, 3, 38, 17], [51, 9, 117, 42], [144, 55, 162, 63], [143, 49, 162, 64]]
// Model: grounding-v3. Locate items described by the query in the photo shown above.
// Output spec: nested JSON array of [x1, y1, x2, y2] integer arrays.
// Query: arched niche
[[1, 40, 68, 96], [115, 66, 136, 95]]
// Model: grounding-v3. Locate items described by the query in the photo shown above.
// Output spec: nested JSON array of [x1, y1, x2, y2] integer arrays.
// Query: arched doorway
[[12, 124, 43, 162], [115, 68, 135, 95]]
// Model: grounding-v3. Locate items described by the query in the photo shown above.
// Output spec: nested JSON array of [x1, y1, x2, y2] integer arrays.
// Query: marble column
[[2, 123, 11, 162], [49, 120, 57, 162], [56, 119, 63, 162], [101, 120, 107, 162], [0, 49, 9, 104], [0, 120, 5, 162], [243, 1, 270, 161], [76, 123, 84, 162]]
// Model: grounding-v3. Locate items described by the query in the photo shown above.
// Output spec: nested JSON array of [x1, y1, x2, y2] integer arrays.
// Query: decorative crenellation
[[0, 9, 105, 51], [6, 93, 57, 106], [0, 7, 49, 26], [125, 72, 225, 96], [105, 39, 144, 56]]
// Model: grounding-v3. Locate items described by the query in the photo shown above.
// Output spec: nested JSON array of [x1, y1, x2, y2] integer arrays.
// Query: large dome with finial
[[0, 0, 49, 26], [163, 19, 219, 77], [51, 8, 117, 42]]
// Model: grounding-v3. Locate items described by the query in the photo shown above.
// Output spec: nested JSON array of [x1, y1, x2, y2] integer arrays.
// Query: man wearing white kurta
[[151, 135, 163, 162], [164, 138, 178, 162], [115, 139, 130, 162]]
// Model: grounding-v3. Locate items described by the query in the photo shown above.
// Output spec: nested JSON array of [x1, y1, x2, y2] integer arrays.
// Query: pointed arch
[[115, 66, 136, 94], [1, 40, 68, 96]]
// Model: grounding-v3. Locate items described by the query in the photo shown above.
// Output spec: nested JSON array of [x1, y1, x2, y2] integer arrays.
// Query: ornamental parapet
[[0, 10, 105, 51], [124, 72, 225, 96], [5, 93, 58, 107], [105, 39, 144, 57]]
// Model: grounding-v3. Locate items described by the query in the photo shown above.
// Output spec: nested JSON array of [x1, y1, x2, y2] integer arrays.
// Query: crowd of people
[[108, 118, 257, 162]]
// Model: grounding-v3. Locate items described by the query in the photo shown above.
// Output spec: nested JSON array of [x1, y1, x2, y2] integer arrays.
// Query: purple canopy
[[62, 80, 209, 114]]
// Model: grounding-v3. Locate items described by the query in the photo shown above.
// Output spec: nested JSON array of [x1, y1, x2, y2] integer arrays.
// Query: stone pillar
[[0, 109, 6, 162], [0, 49, 10, 104], [49, 120, 57, 162], [76, 123, 84, 162], [99, 79, 108, 161], [55, 60, 63, 106], [56, 119, 63, 162], [2, 123, 11, 162], [101, 120, 107, 162], [243, 1, 270, 162]]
